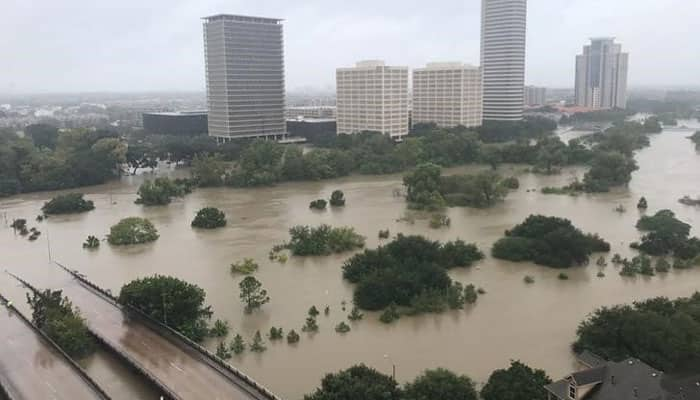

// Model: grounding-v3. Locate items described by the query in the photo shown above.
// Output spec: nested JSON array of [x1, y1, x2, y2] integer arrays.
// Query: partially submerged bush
[[191, 207, 227, 229], [108, 217, 159, 245], [42, 193, 95, 215]]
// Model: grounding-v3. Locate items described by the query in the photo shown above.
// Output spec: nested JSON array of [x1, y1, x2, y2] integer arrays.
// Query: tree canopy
[[304, 364, 401, 400], [492, 215, 610, 268], [404, 368, 478, 400], [191, 207, 227, 229], [41, 193, 95, 215], [573, 293, 700, 372], [135, 177, 193, 206], [107, 217, 159, 245], [26, 289, 96, 359], [631, 209, 700, 259], [285, 225, 365, 256], [480, 361, 552, 400], [343, 234, 483, 311], [118, 275, 213, 341]]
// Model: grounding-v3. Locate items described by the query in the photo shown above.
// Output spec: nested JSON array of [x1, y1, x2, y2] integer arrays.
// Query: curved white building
[[480, 0, 527, 121]]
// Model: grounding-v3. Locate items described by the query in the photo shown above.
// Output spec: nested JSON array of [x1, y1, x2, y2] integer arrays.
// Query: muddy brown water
[[1, 125, 699, 399]]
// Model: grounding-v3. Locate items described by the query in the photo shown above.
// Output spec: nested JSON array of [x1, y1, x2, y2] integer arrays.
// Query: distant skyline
[[2, 0, 699, 94]]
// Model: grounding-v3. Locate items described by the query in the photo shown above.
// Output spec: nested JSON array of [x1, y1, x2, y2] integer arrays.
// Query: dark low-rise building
[[142, 111, 208, 136], [286, 118, 336, 144]]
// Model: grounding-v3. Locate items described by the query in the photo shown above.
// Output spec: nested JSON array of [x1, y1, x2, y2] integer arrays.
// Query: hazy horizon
[[2, 0, 700, 94]]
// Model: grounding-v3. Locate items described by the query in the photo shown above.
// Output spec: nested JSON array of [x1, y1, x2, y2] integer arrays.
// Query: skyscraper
[[412, 62, 482, 128], [336, 60, 409, 139], [480, 0, 527, 121], [202, 14, 286, 141], [575, 38, 629, 109]]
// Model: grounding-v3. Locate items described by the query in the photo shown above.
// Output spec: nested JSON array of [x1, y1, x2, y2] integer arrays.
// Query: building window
[[568, 384, 576, 399]]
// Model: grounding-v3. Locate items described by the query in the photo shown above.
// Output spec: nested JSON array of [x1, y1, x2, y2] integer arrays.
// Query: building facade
[[480, 0, 528, 121], [286, 106, 336, 119], [575, 38, 629, 109], [524, 86, 547, 106], [412, 62, 482, 128], [142, 111, 208, 136], [202, 14, 286, 140], [336, 60, 409, 138]]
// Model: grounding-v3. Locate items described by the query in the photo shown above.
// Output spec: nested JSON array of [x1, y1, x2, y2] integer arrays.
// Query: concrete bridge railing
[[54, 262, 283, 400]]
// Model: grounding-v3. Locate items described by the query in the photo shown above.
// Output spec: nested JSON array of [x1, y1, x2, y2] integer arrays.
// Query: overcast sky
[[1, 0, 699, 94]]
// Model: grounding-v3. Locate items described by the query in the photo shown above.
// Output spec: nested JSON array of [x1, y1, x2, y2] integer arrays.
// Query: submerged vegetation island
[[107, 217, 159, 245], [631, 209, 700, 261], [403, 163, 517, 210], [41, 193, 95, 215], [342, 234, 484, 314], [492, 215, 610, 268], [282, 224, 365, 256], [135, 177, 194, 205], [191, 207, 227, 229]]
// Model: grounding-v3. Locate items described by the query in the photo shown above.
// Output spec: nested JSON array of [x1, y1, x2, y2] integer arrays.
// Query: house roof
[[661, 375, 700, 400], [545, 358, 669, 400], [578, 350, 606, 368]]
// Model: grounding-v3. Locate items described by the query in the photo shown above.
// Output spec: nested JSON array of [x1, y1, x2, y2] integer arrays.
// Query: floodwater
[[1, 124, 699, 399]]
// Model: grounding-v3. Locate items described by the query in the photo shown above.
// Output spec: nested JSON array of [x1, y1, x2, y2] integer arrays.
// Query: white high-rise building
[[412, 62, 482, 128], [575, 38, 629, 109], [202, 14, 286, 141], [480, 0, 528, 121], [336, 60, 409, 138]]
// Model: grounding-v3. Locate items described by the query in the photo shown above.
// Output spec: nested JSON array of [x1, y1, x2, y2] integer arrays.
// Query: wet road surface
[[0, 300, 107, 400]]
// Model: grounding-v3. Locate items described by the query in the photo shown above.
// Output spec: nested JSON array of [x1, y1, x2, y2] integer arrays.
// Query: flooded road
[[1, 125, 699, 399]]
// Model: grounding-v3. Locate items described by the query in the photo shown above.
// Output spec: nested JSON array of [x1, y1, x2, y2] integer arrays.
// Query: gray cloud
[[1, 0, 699, 93]]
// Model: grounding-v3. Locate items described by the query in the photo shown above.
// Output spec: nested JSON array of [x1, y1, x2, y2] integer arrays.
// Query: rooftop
[[142, 110, 207, 117], [202, 14, 283, 23], [546, 357, 700, 400]]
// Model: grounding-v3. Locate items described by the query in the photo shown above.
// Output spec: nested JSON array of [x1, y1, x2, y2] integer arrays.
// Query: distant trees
[[25, 123, 59, 149], [480, 361, 552, 400], [343, 234, 484, 312], [477, 117, 557, 143], [191, 153, 227, 187], [107, 217, 159, 245], [239, 276, 270, 313], [27, 289, 96, 359], [118, 275, 213, 342], [284, 225, 365, 256], [573, 294, 700, 372], [492, 215, 610, 268], [42, 193, 95, 215], [191, 207, 227, 229]]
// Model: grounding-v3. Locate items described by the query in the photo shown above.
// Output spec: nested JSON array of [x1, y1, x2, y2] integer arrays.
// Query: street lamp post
[[383, 354, 396, 381]]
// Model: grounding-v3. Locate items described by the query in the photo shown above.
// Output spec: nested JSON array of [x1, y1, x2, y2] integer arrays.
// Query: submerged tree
[[329, 190, 346, 207], [250, 330, 267, 352], [230, 334, 246, 354], [239, 276, 270, 313], [191, 207, 227, 229]]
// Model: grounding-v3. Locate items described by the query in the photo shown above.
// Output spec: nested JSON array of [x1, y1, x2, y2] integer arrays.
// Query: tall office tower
[[480, 0, 527, 121], [575, 38, 629, 109], [412, 62, 482, 128], [524, 85, 547, 106], [336, 60, 409, 138], [202, 14, 286, 141]]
